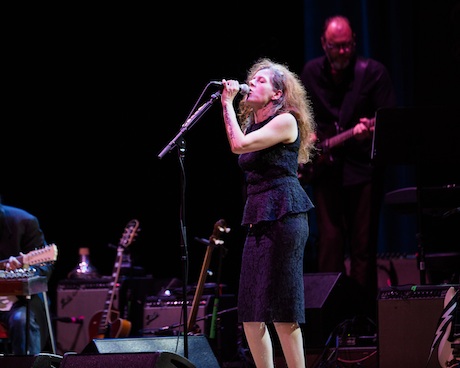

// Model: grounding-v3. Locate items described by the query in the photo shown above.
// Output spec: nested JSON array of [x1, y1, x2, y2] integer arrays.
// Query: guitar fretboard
[[321, 129, 354, 150], [98, 247, 123, 333]]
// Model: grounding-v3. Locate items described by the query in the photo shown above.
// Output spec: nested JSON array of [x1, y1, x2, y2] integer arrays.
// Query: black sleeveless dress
[[237, 116, 314, 323]]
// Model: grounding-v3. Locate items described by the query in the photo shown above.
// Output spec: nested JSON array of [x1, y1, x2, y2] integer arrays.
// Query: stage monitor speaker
[[378, 284, 457, 368], [60, 351, 196, 368], [82, 335, 219, 368], [303, 272, 357, 348], [56, 282, 119, 354]]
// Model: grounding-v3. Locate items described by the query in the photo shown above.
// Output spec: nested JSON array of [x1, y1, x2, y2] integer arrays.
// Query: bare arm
[[221, 80, 297, 154]]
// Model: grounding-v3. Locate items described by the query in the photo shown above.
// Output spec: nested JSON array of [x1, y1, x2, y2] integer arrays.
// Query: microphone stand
[[157, 89, 221, 359], [157, 91, 221, 160]]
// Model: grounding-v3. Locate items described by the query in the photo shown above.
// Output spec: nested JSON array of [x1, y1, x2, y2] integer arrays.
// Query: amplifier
[[378, 284, 458, 368], [56, 279, 120, 355], [378, 284, 451, 300], [142, 296, 210, 336], [57, 277, 113, 290]]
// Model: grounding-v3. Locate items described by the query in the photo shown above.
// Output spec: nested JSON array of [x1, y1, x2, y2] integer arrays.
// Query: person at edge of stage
[[219, 58, 316, 367], [299, 15, 397, 320], [0, 197, 54, 355]]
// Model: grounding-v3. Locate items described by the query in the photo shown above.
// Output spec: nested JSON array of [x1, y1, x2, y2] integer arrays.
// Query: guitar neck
[[97, 246, 123, 335], [187, 245, 214, 332], [320, 128, 354, 150], [319, 119, 375, 150]]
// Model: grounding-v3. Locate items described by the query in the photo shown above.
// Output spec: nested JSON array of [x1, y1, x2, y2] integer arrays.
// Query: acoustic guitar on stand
[[88, 219, 140, 339]]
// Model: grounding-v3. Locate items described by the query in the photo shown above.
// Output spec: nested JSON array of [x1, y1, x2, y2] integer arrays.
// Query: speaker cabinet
[[82, 336, 220, 368], [303, 273, 358, 348], [378, 285, 456, 368], [56, 282, 119, 354], [60, 352, 196, 368]]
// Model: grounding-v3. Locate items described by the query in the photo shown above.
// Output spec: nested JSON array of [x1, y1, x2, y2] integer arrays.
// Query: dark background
[[2, 1, 459, 316]]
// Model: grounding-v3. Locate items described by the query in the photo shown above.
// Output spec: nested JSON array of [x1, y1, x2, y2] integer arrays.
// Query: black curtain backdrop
[[2, 1, 459, 319]]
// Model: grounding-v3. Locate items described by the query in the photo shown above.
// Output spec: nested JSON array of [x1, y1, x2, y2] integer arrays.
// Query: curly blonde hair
[[238, 58, 316, 164]]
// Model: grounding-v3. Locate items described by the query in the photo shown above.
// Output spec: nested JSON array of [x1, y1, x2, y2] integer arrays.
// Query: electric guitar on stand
[[88, 219, 140, 339], [438, 286, 460, 368]]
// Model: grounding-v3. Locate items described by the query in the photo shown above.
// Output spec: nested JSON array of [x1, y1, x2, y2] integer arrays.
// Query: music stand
[[372, 106, 460, 284]]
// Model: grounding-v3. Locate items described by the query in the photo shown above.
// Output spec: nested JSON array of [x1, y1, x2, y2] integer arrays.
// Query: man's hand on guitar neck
[[353, 117, 376, 141]]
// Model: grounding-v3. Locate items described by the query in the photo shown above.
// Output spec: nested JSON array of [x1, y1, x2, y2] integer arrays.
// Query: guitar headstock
[[119, 219, 140, 248], [209, 219, 230, 246], [22, 244, 58, 266]]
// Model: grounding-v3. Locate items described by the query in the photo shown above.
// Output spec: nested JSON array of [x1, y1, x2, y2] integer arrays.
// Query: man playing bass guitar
[[300, 15, 397, 320]]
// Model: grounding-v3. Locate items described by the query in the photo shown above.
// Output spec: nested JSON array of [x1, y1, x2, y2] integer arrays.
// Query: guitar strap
[[338, 57, 369, 129], [427, 289, 459, 364]]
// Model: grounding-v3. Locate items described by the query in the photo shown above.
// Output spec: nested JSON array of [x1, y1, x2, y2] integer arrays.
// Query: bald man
[[299, 15, 397, 320]]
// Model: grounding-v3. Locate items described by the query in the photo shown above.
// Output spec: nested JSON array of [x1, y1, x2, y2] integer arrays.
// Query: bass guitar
[[88, 219, 140, 340], [0, 244, 58, 271], [298, 118, 375, 185], [438, 286, 460, 368]]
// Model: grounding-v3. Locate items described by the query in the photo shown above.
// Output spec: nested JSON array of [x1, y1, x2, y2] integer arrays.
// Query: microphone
[[210, 81, 250, 95], [54, 316, 84, 324]]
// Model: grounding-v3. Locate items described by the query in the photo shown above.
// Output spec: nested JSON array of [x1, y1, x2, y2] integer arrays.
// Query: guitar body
[[438, 286, 460, 368], [88, 310, 132, 339]]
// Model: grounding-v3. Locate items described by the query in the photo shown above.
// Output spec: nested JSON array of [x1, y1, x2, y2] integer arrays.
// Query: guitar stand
[[104, 324, 112, 338], [54, 318, 84, 353], [42, 291, 57, 354]]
